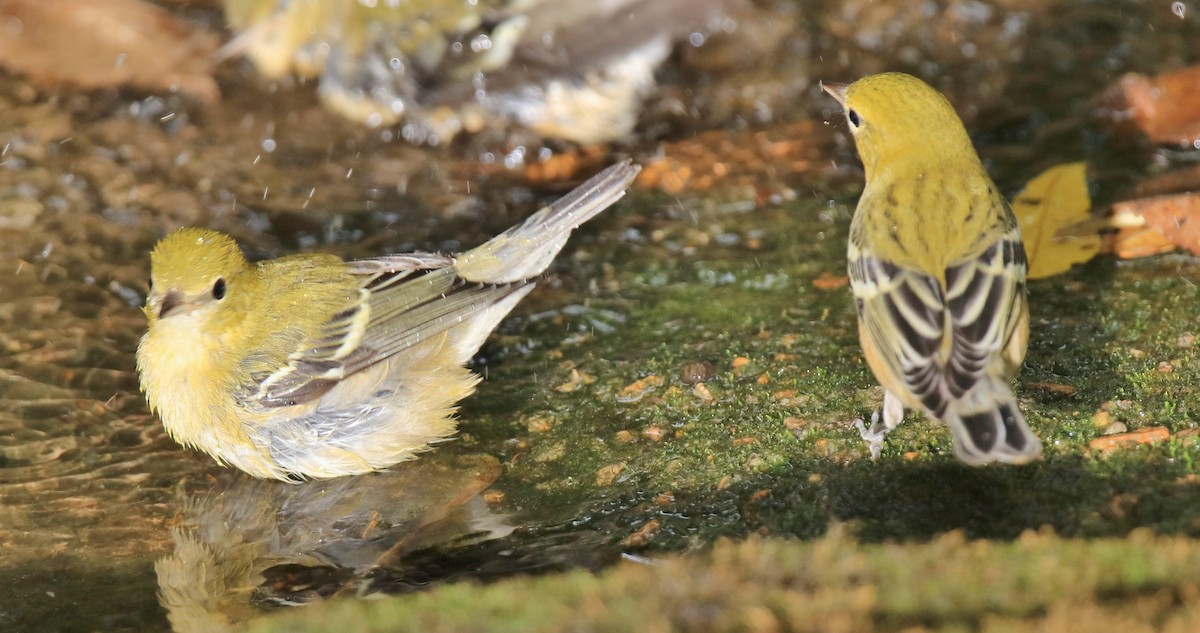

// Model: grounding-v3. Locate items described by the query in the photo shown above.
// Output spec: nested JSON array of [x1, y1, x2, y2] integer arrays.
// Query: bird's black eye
[[847, 109, 862, 128], [212, 278, 226, 300]]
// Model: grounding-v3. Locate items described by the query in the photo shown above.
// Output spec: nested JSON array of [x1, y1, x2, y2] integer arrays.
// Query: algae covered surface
[[2, 0, 1200, 632]]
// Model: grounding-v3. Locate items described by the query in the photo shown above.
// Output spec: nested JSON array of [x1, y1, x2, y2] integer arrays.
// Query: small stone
[[680, 360, 717, 385], [595, 463, 626, 486], [641, 425, 667, 442], [482, 490, 506, 504], [525, 414, 557, 433], [619, 519, 661, 547], [1103, 421, 1129, 435], [615, 430, 637, 443], [617, 375, 664, 403], [533, 442, 567, 463]]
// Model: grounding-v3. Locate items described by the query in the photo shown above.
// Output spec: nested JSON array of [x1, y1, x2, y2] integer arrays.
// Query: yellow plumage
[[823, 73, 1040, 464], [137, 161, 640, 480]]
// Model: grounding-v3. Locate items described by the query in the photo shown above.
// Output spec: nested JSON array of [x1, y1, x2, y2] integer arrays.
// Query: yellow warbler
[[137, 161, 640, 480], [822, 73, 1040, 464]]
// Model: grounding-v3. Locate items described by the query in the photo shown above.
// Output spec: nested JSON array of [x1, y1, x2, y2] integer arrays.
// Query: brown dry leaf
[[812, 272, 850, 290], [1087, 426, 1171, 455], [1011, 162, 1100, 279], [635, 120, 838, 202], [619, 519, 661, 548], [594, 463, 626, 486], [0, 0, 220, 102], [1100, 66, 1200, 145], [1104, 226, 1176, 260], [552, 368, 595, 393], [616, 375, 664, 403], [1109, 193, 1200, 258], [1029, 381, 1077, 397]]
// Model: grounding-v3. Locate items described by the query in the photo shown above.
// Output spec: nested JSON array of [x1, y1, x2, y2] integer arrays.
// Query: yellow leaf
[[1011, 162, 1100, 279]]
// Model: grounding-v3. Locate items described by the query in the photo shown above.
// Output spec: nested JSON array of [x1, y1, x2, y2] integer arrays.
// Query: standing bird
[[137, 161, 640, 480], [821, 73, 1040, 464]]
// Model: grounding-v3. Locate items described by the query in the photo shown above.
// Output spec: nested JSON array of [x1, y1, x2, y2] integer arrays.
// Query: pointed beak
[[820, 81, 847, 107], [151, 290, 183, 319], [160, 291, 180, 318]]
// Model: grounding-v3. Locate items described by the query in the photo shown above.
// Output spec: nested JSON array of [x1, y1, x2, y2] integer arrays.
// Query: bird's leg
[[854, 390, 905, 459]]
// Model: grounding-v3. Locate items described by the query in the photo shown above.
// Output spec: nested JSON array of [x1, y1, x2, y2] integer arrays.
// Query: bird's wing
[[243, 254, 527, 408], [240, 161, 639, 409], [850, 227, 1028, 417], [942, 228, 1029, 389]]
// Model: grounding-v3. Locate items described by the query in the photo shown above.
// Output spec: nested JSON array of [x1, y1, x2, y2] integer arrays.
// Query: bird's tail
[[942, 376, 1042, 464], [455, 160, 641, 284]]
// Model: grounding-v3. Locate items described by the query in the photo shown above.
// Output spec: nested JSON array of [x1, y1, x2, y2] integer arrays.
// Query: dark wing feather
[[850, 227, 1027, 418]]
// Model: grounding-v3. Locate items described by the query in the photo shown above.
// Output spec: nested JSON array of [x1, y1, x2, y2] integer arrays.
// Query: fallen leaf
[[1030, 382, 1076, 396], [1100, 66, 1200, 146], [552, 368, 595, 393], [692, 383, 715, 401], [595, 463, 626, 486], [0, 0, 219, 102], [641, 425, 667, 442], [1087, 426, 1171, 456], [812, 272, 850, 290], [1109, 193, 1200, 257], [1011, 162, 1101, 279], [1105, 226, 1176, 260], [525, 414, 558, 433], [616, 375, 664, 403], [619, 519, 661, 547], [635, 120, 838, 202]]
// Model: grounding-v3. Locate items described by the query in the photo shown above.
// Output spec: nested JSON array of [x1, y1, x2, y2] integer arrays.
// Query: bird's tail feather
[[943, 376, 1041, 464], [455, 160, 640, 284]]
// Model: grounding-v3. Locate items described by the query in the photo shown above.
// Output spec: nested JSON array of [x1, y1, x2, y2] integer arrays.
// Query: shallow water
[[2, 1, 1200, 631]]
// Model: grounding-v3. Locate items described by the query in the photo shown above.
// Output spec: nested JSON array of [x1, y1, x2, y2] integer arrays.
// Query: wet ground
[[3, 1, 1200, 631]]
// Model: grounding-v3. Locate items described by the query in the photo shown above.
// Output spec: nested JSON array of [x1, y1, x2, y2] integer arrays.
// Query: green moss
[[245, 529, 1200, 633], [443, 193, 1200, 547], [231, 190, 1200, 628]]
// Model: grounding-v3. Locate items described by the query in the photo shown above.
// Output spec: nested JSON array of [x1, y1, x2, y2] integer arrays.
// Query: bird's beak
[[820, 81, 847, 107], [159, 290, 182, 319], [145, 289, 185, 321]]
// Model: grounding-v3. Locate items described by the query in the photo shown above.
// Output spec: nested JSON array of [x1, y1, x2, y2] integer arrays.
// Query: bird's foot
[[854, 409, 889, 460]]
